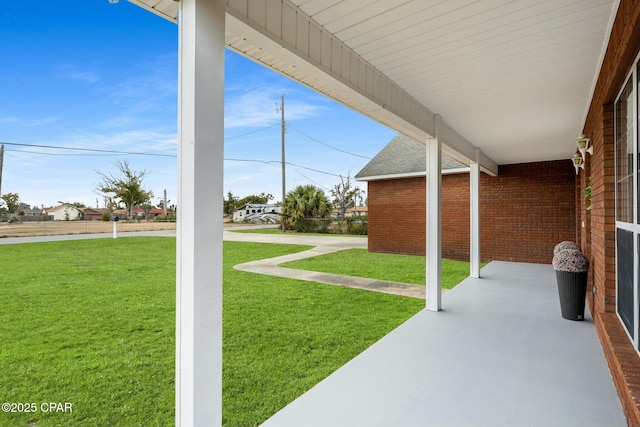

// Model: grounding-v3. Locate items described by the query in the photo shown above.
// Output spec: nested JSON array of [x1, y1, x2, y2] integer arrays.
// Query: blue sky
[[1, 0, 396, 209]]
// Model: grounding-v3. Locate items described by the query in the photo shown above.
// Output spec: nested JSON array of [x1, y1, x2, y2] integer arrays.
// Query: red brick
[[585, 1, 640, 424], [368, 160, 575, 264]]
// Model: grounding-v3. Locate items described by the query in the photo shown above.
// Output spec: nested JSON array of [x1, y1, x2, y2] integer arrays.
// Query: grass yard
[[0, 238, 177, 427], [0, 237, 423, 427], [282, 248, 478, 289]]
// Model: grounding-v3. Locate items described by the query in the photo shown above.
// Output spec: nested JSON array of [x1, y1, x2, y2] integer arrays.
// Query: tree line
[[2, 159, 365, 231]]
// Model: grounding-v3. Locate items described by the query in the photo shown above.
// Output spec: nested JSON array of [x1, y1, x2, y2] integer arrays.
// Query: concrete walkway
[[225, 229, 430, 299]]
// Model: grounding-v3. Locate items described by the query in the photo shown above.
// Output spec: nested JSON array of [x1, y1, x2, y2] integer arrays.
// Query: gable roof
[[80, 208, 102, 215], [113, 208, 165, 215], [46, 204, 83, 212], [355, 134, 468, 182]]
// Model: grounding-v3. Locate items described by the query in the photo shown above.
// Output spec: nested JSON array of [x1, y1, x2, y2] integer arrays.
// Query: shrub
[[553, 249, 589, 273], [294, 218, 328, 233], [159, 214, 177, 222], [346, 216, 368, 235], [102, 213, 111, 222]]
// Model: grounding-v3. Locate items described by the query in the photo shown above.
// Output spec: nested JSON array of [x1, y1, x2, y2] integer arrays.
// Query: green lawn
[[0, 237, 423, 427], [281, 248, 477, 289]]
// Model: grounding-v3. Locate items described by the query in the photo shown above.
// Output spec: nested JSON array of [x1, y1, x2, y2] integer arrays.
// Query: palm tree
[[282, 184, 332, 232]]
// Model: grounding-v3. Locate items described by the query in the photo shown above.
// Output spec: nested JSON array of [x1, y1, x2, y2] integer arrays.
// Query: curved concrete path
[[225, 229, 433, 299]]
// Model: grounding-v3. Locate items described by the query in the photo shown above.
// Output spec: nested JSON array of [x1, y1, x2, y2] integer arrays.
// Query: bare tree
[[96, 159, 153, 220], [330, 174, 361, 219]]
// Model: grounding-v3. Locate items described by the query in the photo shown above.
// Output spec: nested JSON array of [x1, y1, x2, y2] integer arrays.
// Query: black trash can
[[555, 270, 588, 321]]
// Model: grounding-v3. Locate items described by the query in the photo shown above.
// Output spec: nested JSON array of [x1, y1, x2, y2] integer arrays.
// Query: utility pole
[[0, 144, 4, 199], [280, 95, 286, 232]]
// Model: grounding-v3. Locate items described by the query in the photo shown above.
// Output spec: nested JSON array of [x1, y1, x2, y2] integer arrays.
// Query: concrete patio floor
[[262, 261, 625, 427]]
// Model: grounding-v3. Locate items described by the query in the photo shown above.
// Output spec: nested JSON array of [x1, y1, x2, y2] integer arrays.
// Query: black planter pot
[[555, 270, 588, 321]]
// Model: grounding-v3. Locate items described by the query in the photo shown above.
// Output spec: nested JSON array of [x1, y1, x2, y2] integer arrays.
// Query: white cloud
[[65, 129, 177, 153], [99, 115, 139, 129], [55, 62, 101, 84], [225, 87, 325, 129], [102, 53, 177, 115], [24, 117, 57, 127], [0, 116, 56, 127], [2, 127, 178, 208], [61, 71, 99, 83]]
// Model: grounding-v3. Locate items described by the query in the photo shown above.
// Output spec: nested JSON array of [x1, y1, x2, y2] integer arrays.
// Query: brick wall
[[367, 160, 576, 264], [581, 0, 640, 425], [368, 177, 428, 255], [481, 161, 576, 263]]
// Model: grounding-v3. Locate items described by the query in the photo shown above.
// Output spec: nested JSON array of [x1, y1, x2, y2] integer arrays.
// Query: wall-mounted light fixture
[[572, 151, 584, 175], [576, 135, 593, 161]]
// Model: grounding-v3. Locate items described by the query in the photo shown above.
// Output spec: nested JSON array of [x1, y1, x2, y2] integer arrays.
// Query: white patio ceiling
[[130, 0, 618, 167]]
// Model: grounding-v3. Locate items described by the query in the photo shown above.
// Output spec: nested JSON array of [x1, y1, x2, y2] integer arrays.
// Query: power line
[[3, 140, 344, 177], [294, 170, 330, 190], [7, 148, 130, 157], [0, 141, 176, 157], [224, 123, 279, 141], [289, 125, 372, 160], [224, 158, 341, 177], [287, 161, 341, 177]]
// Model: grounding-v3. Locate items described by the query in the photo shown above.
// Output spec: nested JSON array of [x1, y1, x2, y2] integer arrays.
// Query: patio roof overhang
[[130, 0, 618, 175]]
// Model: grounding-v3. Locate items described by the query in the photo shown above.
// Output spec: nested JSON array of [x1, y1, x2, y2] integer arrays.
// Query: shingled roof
[[355, 134, 468, 181]]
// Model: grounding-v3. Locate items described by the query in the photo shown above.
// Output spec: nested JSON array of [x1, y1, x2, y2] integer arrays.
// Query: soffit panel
[[130, 0, 618, 166], [127, 0, 178, 22], [291, 0, 617, 165]]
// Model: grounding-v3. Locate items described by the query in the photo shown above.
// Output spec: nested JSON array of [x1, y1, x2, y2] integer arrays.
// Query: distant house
[[332, 206, 368, 218], [345, 206, 367, 217], [148, 208, 165, 218], [81, 207, 110, 221], [20, 208, 42, 217], [113, 207, 166, 219], [17, 207, 48, 222], [45, 204, 84, 221], [233, 204, 281, 223]]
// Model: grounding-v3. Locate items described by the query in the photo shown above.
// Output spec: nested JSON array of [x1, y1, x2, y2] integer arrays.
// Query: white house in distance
[[232, 204, 281, 223], [45, 204, 83, 221]]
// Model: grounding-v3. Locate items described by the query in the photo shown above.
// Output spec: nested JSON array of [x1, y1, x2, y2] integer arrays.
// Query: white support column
[[426, 117, 442, 312], [470, 148, 481, 279], [176, 1, 224, 426]]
